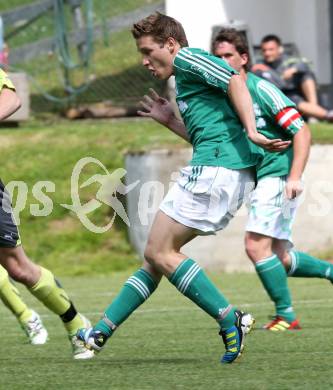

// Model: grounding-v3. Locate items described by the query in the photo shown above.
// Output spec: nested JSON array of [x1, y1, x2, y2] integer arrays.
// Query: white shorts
[[246, 176, 299, 245], [160, 165, 255, 234]]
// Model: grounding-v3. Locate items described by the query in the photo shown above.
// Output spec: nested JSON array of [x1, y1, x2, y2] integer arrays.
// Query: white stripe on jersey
[[278, 108, 299, 126], [173, 63, 217, 82], [258, 80, 286, 111], [177, 53, 230, 85], [293, 118, 304, 130], [177, 50, 231, 84], [181, 48, 232, 80], [177, 54, 230, 85], [182, 48, 233, 77], [258, 81, 285, 111]]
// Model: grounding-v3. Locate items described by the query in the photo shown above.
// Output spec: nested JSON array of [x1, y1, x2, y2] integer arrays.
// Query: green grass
[[310, 122, 333, 144], [1, 272, 333, 389], [0, 118, 186, 276]]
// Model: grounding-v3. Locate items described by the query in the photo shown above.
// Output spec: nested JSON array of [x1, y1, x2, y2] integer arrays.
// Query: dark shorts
[[284, 72, 317, 106], [0, 180, 21, 248]]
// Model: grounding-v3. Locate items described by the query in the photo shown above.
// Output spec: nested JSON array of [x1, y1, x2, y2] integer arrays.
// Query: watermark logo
[[4, 156, 333, 238], [61, 157, 139, 233]]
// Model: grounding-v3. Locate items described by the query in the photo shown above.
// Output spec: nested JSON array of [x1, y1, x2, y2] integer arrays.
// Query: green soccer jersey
[[173, 47, 261, 169], [246, 72, 304, 180], [0, 69, 15, 91]]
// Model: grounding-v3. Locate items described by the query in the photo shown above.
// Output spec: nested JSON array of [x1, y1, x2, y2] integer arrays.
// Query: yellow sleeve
[[0, 69, 15, 91]]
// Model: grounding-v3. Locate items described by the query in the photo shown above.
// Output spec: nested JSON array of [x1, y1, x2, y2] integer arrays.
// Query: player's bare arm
[[285, 123, 311, 199], [0, 88, 21, 120], [227, 75, 291, 152], [138, 88, 190, 142], [282, 67, 298, 80]]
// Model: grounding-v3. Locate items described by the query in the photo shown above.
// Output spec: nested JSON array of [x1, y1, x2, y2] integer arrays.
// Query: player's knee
[[0, 256, 30, 284], [245, 236, 270, 263], [245, 237, 259, 262], [245, 245, 259, 263], [144, 243, 175, 275], [278, 252, 291, 270], [0, 250, 37, 285], [144, 243, 162, 266], [142, 261, 163, 283]]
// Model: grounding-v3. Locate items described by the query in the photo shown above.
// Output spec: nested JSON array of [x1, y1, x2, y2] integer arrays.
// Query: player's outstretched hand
[[248, 132, 291, 152], [138, 88, 175, 127], [285, 179, 303, 199]]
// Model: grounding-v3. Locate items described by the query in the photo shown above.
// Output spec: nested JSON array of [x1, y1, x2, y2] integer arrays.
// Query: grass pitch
[[1, 272, 333, 390]]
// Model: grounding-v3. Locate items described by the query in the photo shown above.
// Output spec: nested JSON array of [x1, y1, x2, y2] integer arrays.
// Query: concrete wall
[[166, 0, 227, 51], [126, 146, 333, 272], [222, 0, 331, 84], [166, 0, 332, 84]]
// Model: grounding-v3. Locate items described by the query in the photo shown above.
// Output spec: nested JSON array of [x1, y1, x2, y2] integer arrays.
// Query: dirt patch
[[48, 216, 79, 233], [0, 135, 17, 148]]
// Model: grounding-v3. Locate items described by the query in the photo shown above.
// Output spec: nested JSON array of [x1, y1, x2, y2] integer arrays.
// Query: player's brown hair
[[212, 28, 251, 71], [132, 12, 188, 47]]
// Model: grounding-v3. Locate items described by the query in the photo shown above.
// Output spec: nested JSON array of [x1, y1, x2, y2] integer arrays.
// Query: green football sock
[[255, 255, 296, 322], [169, 258, 236, 331], [288, 251, 333, 281], [95, 268, 158, 337]]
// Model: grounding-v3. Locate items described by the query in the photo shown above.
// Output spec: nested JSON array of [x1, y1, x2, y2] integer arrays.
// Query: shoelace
[[25, 317, 43, 335]]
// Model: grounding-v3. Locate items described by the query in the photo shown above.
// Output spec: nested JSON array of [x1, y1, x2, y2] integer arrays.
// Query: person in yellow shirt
[[0, 69, 93, 359], [0, 70, 49, 344]]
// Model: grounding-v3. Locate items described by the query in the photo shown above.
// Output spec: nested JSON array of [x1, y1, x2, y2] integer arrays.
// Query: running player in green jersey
[[211, 28, 333, 330], [0, 69, 93, 357], [77, 13, 290, 364]]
